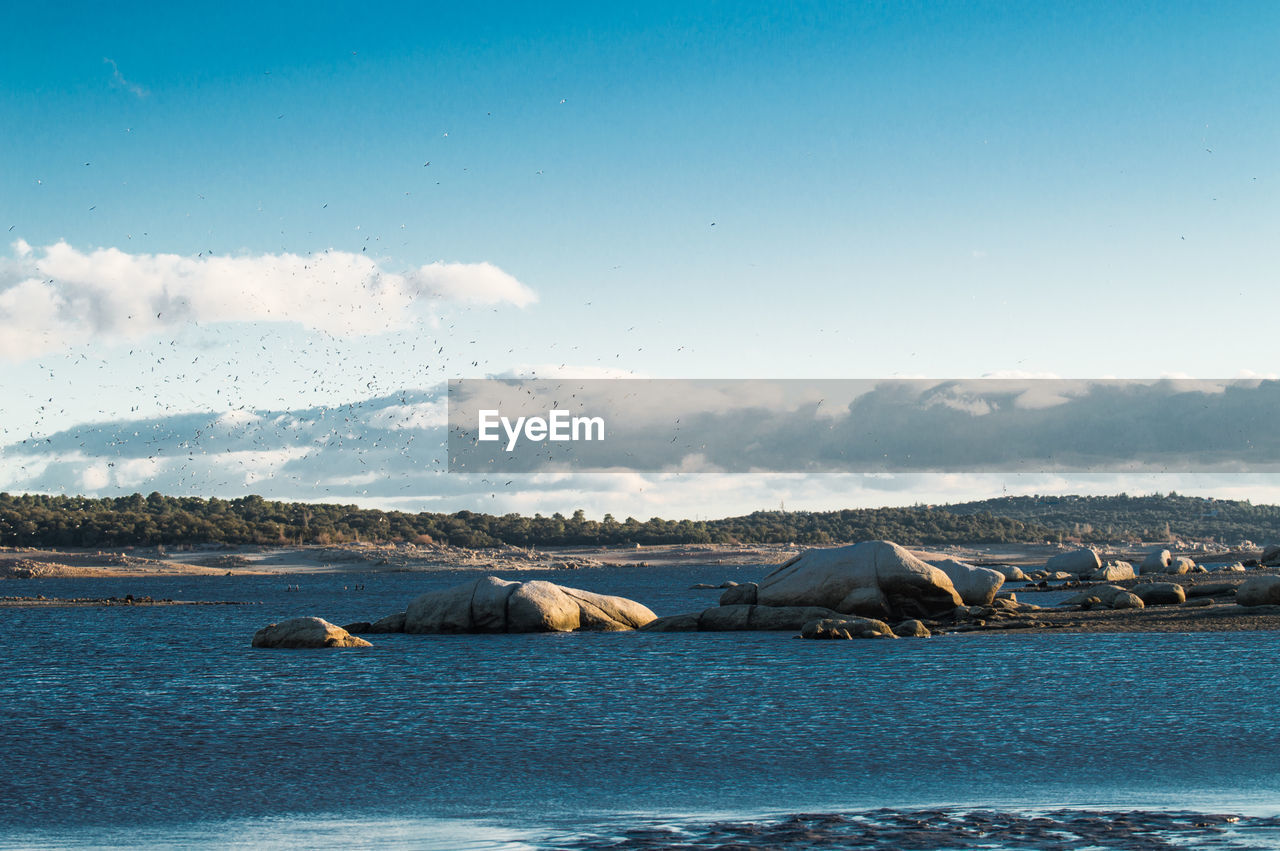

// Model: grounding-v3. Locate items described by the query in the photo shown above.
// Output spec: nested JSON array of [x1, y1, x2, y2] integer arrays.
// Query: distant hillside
[[942, 493, 1280, 545], [0, 491, 1273, 549]]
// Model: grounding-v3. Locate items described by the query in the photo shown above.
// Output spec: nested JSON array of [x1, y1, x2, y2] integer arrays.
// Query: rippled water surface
[[4, 564, 1280, 848]]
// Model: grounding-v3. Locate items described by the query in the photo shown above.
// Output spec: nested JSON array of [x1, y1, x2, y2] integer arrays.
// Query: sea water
[[3, 564, 1279, 848]]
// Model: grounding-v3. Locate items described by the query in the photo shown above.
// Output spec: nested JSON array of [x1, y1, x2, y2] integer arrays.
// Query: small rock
[[892, 619, 931, 638], [801, 616, 896, 640], [1110, 591, 1145, 610], [252, 617, 372, 649]]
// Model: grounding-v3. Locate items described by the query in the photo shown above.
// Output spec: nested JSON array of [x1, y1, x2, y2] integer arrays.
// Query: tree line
[[0, 491, 1273, 549]]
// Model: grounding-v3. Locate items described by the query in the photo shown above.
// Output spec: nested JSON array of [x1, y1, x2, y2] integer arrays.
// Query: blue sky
[[2, 2, 1278, 515]]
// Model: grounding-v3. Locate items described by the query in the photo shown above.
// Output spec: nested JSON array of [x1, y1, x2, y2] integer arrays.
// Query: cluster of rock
[[1063, 584, 1158, 610], [252, 576, 658, 647], [373, 576, 656, 634], [251, 541, 1280, 648], [1031, 547, 1221, 582], [642, 541, 1044, 639], [1137, 549, 1201, 575], [1020, 549, 1133, 583]]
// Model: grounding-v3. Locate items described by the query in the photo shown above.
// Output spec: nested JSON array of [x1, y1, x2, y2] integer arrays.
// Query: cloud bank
[[6, 386, 1280, 518], [0, 240, 536, 359]]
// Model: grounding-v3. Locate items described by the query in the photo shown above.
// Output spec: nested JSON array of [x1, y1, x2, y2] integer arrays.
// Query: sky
[[2, 1, 1278, 517]]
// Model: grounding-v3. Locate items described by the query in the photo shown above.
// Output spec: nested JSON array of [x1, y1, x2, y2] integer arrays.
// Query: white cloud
[[0, 240, 537, 360], [366, 401, 448, 430], [408, 261, 537, 306], [104, 58, 148, 98]]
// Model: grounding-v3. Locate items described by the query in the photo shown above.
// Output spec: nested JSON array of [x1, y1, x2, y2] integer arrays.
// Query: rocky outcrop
[[402, 576, 656, 633], [755, 541, 962, 621], [1237, 575, 1280, 607], [930, 559, 1005, 606], [252, 617, 372, 648], [642, 604, 844, 632], [1131, 582, 1186, 606], [1045, 548, 1102, 576], [800, 617, 896, 639], [1140, 550, 1173, 574]]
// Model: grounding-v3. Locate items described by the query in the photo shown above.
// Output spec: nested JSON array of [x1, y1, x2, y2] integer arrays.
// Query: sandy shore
[[0, 595, 256, 607], [0, 541, 811, 579], [0, 540, 1255, 578]]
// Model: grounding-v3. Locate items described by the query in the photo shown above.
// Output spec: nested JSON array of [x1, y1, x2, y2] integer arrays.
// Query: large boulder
[[1237, 575, 1280, 607], [990, 565, 1027, 582], [1166, 556, 1196, 575], [1110, 591, 1145, 610], [1045, 548, 1102, 576], [1139, 550, 1173, 574], [1131, 582, 1186, 606], [1261, 544, 1280, 566], [252, 617, 372, 648], [930, 559, 1005, 606], [756, 541, 962, 620], [1090, 561, 1136, 582], [402, 576, 656, 633]]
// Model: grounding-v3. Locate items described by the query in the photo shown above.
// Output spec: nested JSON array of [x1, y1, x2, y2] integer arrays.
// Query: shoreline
[[0, 595, 256, 607], [6, 542, 1280, 637], [0, 540, 1253, 578]]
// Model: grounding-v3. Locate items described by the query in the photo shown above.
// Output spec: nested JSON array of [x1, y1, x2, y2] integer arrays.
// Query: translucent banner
[[447, 378, 1280, 474]]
